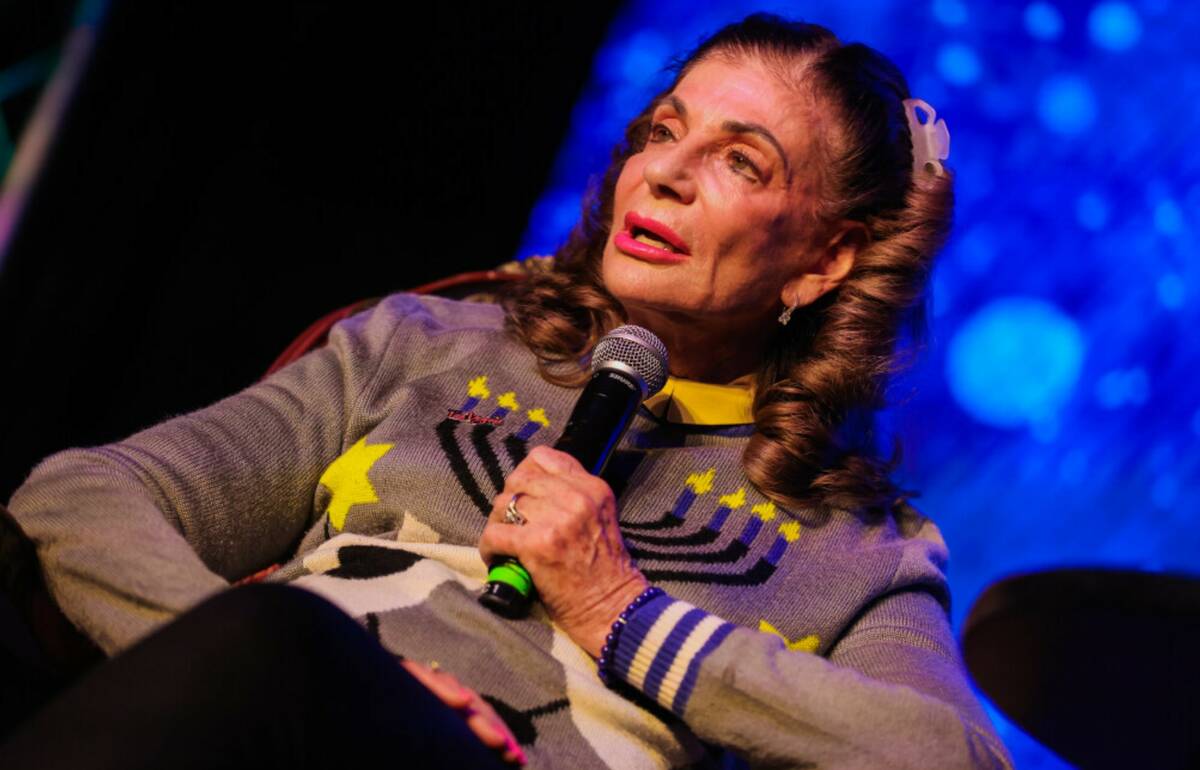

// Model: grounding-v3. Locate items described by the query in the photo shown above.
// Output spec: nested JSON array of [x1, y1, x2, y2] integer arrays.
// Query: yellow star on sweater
[[758, 620, 820, 653], [318, 436, 394, 530]]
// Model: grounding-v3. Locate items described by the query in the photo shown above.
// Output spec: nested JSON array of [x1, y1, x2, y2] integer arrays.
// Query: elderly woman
[[4, 13, 1011, 770]]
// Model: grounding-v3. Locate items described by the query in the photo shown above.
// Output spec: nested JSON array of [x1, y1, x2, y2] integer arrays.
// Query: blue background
[[517, 2, 1200, 766]]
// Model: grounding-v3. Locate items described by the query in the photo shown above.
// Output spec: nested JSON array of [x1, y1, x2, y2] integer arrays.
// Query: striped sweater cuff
[[609, 594, 736, 716]]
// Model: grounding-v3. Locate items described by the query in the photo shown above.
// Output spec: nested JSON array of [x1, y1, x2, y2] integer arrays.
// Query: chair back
[[263, 267, 536, 378]]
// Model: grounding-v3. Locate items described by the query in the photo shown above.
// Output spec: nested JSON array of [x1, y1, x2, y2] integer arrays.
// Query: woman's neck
[[625, 306, 768, 384]]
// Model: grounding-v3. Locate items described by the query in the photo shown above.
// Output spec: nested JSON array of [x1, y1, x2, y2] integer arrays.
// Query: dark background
[[0, 1, 622, 501]]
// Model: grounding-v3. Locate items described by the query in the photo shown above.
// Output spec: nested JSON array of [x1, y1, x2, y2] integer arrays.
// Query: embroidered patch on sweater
[[446, 408, 504, 426]]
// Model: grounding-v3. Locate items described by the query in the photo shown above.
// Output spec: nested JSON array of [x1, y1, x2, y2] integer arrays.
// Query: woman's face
[[601, 55, 827, 333]]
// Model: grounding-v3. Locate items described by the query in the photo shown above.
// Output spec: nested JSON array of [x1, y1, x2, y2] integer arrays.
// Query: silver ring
[[503, 494, 527, 526]]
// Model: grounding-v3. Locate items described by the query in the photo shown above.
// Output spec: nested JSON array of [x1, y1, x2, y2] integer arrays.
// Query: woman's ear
[[780, 220, 868, 308]]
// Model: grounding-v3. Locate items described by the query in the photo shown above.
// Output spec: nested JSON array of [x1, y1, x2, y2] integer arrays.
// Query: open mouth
[[622, 212, 690, 256], [614, 229, 689, 264], [629, 225, 682, 253]]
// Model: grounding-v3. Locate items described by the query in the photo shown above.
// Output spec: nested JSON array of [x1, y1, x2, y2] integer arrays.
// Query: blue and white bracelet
[[596, 585, 665, 686]]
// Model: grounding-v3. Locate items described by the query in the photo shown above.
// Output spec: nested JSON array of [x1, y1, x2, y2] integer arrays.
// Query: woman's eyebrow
[[653, 94, 792, 182], [720, 120, 791, 181]]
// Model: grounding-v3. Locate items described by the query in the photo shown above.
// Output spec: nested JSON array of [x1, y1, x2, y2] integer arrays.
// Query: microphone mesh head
[[592, 325, 669, 397]]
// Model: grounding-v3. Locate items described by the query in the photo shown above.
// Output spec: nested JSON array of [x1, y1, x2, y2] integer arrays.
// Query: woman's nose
[[642, 143, 697, 205]]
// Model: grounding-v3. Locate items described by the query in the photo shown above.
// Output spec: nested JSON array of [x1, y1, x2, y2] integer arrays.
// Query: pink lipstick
[[615, 211, 691, 264]]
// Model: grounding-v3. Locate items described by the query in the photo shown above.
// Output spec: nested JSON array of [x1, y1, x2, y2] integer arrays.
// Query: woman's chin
[[618, 297, 705, 332], [604, 253, 683, 300]]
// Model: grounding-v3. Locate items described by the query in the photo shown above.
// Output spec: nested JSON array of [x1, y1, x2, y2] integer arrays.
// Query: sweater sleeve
[[609, 588, 1013, 769], [5, 296, 411, 656]]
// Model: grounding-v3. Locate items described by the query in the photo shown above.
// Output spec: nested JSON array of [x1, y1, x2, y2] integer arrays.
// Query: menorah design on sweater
[[436, 375, 550, 516], [435, 376, 800, 588], [623, 469, 800, 586]]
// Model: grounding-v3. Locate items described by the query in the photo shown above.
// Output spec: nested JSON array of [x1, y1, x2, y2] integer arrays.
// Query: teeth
[[634, 232, 676, 252]]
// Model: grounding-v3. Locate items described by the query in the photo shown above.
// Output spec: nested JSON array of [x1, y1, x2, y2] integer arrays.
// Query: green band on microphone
[[487, 559, 533, 597]]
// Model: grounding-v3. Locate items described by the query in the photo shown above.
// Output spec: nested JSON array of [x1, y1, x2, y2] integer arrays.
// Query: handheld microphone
[[479, 325, 669, 618]]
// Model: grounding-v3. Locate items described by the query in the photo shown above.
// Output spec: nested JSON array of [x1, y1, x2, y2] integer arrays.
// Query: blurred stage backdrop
[[3, 1, 1197, 767]]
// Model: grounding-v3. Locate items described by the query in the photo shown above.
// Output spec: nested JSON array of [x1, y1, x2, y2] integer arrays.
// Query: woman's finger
[[466, 696, 527, 765], [466, 710, 506, 747], [400, 661, 525, 765], [487, 461, 560, 525], [482, 479, 586, 553], [399, 659, 471, 709], [478, 519, 522, 567], [494, 472, 607, 528], [503, 741, 527, 766], [497, 448, 589, 505], [524, 444, 584, 476]]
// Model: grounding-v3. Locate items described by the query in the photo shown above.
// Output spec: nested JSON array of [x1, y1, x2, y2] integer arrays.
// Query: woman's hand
[[479, 445, 649, 658], [400, 659, 526, 766]]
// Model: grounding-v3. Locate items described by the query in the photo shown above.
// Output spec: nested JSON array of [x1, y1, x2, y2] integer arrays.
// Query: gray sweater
[[8, 293, 1012, 769]]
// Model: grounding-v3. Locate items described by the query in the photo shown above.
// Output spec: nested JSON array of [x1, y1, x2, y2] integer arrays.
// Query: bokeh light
[[947, 297, 1086, 428], [1089, 1, 1143, 51], [1025, 2, 1065, 40], [937, 42, 983, 86], [1038, 74, 1098, 134], [932, 0, 969, 26], [1075, 190, 1110, 231], [1157, 273, 1185, 309]]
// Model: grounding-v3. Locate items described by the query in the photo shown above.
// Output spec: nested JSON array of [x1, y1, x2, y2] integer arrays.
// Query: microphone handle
[[479, 369, 642, 618]]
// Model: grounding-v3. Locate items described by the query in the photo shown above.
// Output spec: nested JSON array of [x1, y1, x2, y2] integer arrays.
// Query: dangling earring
[[777, 304, 796, 326]]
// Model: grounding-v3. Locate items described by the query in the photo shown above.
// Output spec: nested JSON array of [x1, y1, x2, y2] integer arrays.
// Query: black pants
[[0, 583, 509, 769]]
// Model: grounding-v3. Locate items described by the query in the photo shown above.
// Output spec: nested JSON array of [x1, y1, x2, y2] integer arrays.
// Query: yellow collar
[[642, 374, 755, 426]]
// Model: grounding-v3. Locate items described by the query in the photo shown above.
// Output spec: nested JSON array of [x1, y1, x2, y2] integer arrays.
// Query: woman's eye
[[648, 123, 674, 142], [728, 151, 760, 181]]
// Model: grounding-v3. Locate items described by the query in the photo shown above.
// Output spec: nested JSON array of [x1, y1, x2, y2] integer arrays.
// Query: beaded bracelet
[[596, 585, 665, 686]]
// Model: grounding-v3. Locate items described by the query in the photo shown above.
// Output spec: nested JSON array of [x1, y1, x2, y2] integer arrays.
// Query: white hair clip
[[903, 98, 950, 177]]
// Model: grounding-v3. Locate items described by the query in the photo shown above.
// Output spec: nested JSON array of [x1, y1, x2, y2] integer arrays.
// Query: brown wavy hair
[[502, 14, 953, 517]]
